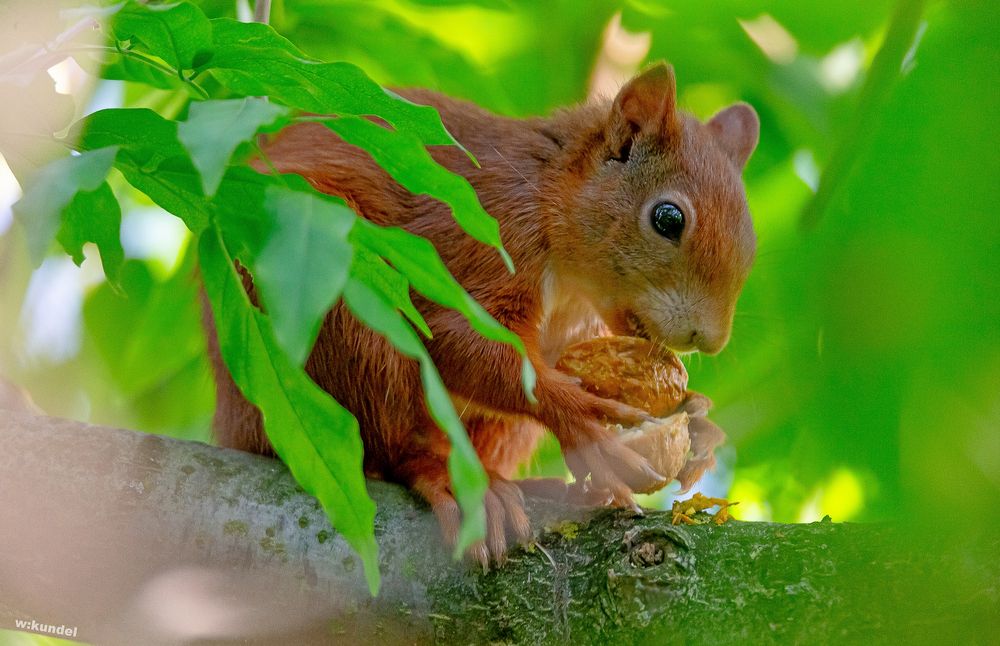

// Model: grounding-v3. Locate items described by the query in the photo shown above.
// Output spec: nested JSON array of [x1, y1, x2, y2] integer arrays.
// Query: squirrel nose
[[692, 329, 727, 355]]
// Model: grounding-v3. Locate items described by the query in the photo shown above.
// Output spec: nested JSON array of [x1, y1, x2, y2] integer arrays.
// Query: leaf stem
[[71, 44, 210, 99]]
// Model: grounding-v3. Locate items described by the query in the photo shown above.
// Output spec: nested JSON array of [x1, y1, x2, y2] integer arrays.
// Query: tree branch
[[0, 413, 994, 645]]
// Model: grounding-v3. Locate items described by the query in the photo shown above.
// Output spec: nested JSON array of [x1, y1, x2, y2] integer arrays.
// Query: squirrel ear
[[708, 103, 759, 167], [613, 62, 679, 137]]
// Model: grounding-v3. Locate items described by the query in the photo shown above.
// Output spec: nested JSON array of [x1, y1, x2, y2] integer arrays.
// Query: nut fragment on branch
[[671, 492, 738, 525], [557, 336, 727, 494]]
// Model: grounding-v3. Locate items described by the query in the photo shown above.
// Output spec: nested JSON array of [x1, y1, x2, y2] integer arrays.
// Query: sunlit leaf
[[112, 1, 214, 71], [12, 146, 118, 267], [342, 274, 487, 554], [73, 108, 187, 162], [96, 53, 186, 90], [349, 244, 432, 338], [326, 116, 511, 269], [404, 0, 511, 8], [352, 219, 535, 399], [200, 226, 380, 594], [74, 108, 277, 233], [253, 186, 355, 366], [55, 181, 125, 286], [206, 19, 462, 149], [178, 97, 288, 196]]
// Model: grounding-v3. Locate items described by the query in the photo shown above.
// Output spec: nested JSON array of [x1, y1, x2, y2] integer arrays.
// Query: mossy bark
[[0, 413, 995, 645]]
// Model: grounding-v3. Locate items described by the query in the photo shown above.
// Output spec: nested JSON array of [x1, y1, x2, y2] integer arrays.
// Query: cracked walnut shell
[[556, 336, 725, 494]]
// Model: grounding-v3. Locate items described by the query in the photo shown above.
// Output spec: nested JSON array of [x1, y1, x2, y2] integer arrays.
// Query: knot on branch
[[622, 525, 693, 570]]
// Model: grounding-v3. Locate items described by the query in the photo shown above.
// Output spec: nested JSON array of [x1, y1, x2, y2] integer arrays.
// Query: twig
[[253, 0, 272, 25]]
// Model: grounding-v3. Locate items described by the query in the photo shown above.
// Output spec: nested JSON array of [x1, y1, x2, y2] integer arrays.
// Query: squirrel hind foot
[[400, 454, 534, 568]]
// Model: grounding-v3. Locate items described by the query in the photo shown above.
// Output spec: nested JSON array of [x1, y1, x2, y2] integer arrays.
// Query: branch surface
[[0, 413, 994, 645]]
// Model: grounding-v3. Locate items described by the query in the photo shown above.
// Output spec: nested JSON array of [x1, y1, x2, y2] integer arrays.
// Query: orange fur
[[203, 63, 759, 561]]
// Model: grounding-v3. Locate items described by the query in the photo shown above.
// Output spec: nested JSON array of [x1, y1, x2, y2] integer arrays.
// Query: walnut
[[556, 336, 725, 494], [556, 336, 688, 417]]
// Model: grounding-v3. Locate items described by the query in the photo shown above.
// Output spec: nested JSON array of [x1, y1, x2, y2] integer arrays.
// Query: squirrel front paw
[[558, 420, 667, 511], [581, 390, 653, 426]]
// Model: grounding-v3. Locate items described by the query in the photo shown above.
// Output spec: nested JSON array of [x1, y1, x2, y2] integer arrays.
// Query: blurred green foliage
[[0, 0, 997, 573]]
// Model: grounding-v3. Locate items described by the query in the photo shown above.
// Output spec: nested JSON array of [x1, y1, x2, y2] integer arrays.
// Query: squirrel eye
[[651, 202, 685, 241]]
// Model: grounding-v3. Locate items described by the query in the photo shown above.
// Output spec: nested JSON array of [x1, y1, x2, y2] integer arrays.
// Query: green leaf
[[327, 116, 512, 270], [56, 181, 125, 287], [342, 275, 487, 555], [96, 53, 186, 90], [83, 253, 207, 403], [72, 109, 193, 219], [73, 109, 275, 233], [253, 186, 356, 366], [206, 19, 463, 149], [112, 1, 213, 71], [12, 146, 119, 267], [178, 98, 289, 196], [114, 155, 212, 233], [352, 220, 536, 400], [349, 245, 432, 338], [200, 225, 380, 595], [74, 108, 187, 163]]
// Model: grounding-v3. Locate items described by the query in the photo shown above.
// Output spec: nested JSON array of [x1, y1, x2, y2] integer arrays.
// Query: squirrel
[[204, 62, 759, 565]]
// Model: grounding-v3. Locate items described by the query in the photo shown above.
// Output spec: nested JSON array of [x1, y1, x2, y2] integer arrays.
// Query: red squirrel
[[205, 62, 759, 564]]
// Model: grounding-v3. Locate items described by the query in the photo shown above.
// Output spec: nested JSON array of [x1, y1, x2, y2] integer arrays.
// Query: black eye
[[651, 202, 685, 241]]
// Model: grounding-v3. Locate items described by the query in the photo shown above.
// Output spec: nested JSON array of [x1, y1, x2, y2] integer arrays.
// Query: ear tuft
[[613, 62, 678, 137], [708, 103, 759, 167]]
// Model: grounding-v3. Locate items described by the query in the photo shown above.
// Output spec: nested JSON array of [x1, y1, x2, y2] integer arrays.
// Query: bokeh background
[[0, 0, 996, 543]]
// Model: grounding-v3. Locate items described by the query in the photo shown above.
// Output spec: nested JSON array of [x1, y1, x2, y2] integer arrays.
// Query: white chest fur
[[537, 264, 609, 366]]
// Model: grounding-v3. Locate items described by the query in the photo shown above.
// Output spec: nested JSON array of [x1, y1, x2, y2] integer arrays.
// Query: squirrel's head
[[546, 62, 759, 354]]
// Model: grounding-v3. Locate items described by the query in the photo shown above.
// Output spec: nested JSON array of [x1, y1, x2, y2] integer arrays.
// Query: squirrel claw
[[468, 541, 491, 572], [448, 473, 535, 569]]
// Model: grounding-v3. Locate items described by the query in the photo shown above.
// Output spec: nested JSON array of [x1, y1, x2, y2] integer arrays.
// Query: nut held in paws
[[556, 336, 725, 494]]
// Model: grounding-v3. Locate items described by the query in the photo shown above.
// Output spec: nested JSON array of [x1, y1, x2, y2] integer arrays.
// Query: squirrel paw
[[516, 477, 614, 506], [430, 473, 532, 571], [582, 391, 653, 426], [561, 428, 666, 511]]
